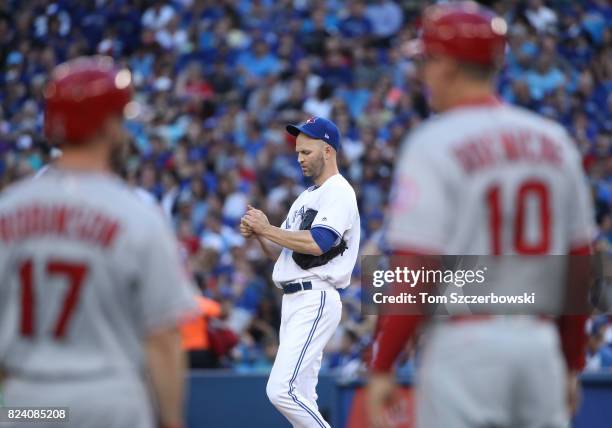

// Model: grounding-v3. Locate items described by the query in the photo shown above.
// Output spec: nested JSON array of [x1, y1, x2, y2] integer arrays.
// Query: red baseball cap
[[44, 56, 135, 144], [411, 1, 508, 67]]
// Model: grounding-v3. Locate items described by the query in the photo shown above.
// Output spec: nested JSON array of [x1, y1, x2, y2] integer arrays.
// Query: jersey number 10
[[486, 180, 551, 255], [19, 259, 89, 339]]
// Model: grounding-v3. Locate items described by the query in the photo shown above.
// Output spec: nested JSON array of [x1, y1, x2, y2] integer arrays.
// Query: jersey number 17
[[19, 259, 89, 339]]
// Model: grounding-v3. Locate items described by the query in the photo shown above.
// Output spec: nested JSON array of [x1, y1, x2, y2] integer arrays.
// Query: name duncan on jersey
[[453, 129, 562, 174], [0, 204, 120, 249]]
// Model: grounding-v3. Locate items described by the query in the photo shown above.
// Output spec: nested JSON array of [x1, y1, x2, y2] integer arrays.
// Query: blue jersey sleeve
[[310, 226, 340, 253]]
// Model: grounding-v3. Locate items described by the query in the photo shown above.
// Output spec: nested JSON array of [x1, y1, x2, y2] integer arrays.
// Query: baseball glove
[[292, 208, 348, 270]]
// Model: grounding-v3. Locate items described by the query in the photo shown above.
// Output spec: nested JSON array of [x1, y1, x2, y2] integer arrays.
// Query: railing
[[187, 370, 612, 428]]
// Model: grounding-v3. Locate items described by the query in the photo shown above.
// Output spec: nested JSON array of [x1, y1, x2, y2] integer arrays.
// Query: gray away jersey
[[386, 103, 596, 315], [272, 174, 360, 289], [0, 169, 198, 378]]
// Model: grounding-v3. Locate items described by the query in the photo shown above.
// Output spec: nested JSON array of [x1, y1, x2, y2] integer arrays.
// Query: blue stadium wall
[[187, 371, 612, 428]]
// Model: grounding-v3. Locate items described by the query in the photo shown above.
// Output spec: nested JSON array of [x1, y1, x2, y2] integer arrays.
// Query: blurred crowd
[[0, 0, 610, 373]]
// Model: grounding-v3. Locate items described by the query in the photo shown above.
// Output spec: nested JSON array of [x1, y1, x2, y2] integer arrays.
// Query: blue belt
[[282, 281, 312, 294]]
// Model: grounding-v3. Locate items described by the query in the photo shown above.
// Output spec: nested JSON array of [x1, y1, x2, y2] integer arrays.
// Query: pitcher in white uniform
[[0, 56, 198, 428], [241, 116, 360, 428]]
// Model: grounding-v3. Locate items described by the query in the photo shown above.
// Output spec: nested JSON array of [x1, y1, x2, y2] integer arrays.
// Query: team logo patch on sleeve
[[391, 175, 420, 214]]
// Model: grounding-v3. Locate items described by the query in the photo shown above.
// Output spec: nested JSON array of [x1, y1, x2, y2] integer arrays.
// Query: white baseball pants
[[416, 318, 568, 428], [267, 288, 341, 428]]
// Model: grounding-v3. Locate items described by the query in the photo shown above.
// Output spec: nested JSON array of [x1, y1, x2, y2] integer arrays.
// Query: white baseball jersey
[[0, 168, 198, 378], [272, 173, 360, 289], [267, 173, 357, 428]]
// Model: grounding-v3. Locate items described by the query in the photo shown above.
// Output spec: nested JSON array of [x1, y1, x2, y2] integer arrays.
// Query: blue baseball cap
[[286, 116, 341, 152]]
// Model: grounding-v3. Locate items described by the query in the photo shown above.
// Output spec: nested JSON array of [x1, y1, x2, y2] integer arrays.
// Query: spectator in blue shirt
[[586, 316, 612, 371], [339, 1, 372, 39], [525, 54, 566, 100], [237, 39, 281, 85], [366, 0, 403, 41]]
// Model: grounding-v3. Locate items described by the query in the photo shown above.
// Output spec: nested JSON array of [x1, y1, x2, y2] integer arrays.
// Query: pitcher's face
[[296, 134, 326, 180]]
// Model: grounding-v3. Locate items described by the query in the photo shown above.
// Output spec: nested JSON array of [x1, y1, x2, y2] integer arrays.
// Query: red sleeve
[[368, 250, 440, 372], [370, 314, 424, 372], [557, 315, 588, 371], [557, 244, 592, 371]]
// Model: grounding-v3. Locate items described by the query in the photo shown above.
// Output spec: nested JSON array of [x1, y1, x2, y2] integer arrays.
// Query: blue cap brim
[[286, 124, 319, 140]]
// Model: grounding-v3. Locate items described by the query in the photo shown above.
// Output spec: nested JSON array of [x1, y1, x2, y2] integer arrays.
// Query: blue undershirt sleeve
[[310, 227, 340, 253]]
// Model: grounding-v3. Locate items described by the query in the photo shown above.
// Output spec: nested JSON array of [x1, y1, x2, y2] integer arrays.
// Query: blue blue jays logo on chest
[[286, 205, 306, 229]]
